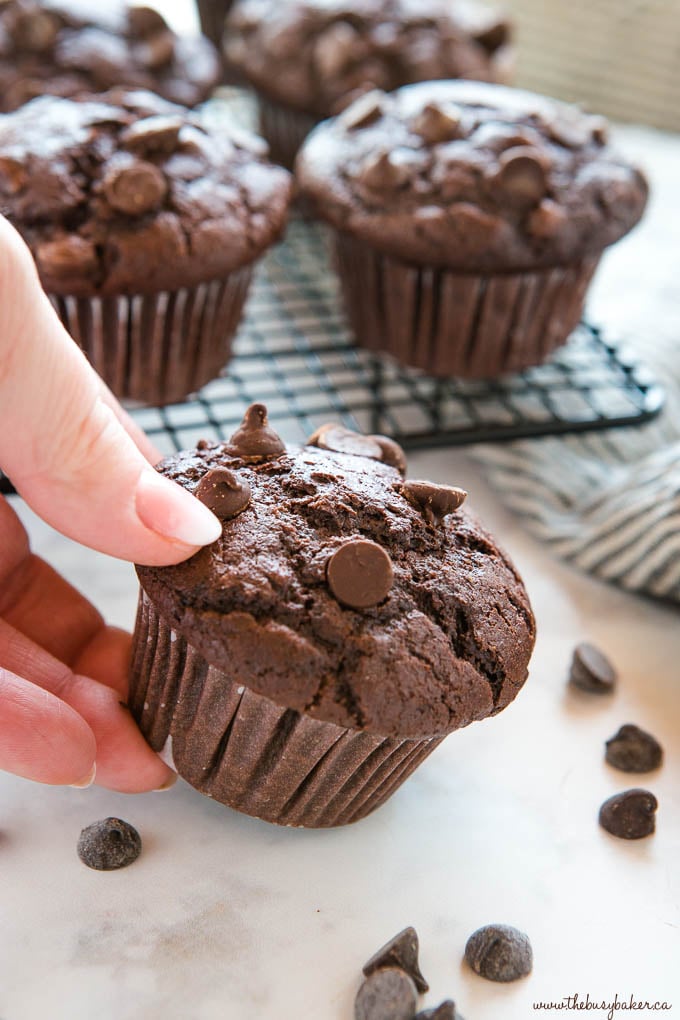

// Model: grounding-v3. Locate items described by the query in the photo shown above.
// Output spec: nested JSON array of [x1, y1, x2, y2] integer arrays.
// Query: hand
[[0, 215, 222, 791]]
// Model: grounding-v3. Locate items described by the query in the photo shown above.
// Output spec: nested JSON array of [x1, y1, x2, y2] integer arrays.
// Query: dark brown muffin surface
[[0, 0, 220, 111], [136, 411, 535, 740], [0, 90, 292, 295], [224, 0, 512, 117], [296, 80, 649, 271]]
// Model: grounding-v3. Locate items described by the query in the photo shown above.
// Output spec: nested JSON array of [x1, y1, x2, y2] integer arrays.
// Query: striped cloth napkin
[[473, 127, 680, 603]]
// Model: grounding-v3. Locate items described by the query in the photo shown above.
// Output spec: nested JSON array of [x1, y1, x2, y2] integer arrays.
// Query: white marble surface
[[1, 2, 679, 1016]]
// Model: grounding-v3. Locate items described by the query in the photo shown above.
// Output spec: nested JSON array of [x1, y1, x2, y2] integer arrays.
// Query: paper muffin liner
[[129, 591, 444, 828], [50, 267, 252, 406], [195, 0, 241, 83], [334, 232, 600, 379], [257, 96, 320, 171]]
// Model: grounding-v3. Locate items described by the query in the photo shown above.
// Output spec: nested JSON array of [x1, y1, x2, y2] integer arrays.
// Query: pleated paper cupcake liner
[[334, 232, 600, 379], [196, 0, 242, 83], [257, 96, 319, 171], [51, 267, 252, 406], [129, 591, 443, 828]]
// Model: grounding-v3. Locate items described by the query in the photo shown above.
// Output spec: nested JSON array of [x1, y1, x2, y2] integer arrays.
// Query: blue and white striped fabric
[[474, 127, 680, 603]]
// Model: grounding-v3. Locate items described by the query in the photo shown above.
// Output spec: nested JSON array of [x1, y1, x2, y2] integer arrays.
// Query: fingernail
[[153, 773, 178, 792], [136, 469, 222, 548], [70, 763, 96, 789]]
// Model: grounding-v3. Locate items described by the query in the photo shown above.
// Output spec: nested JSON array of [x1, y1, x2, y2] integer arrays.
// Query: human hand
[[0, 215, 222, 790]]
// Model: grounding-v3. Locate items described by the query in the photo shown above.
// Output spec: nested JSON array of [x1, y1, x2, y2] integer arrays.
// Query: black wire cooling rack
[[128, 219, 664, 460], [0, 219, 664, 497]]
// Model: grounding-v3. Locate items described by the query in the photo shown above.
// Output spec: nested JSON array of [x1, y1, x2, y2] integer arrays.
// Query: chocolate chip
[[528, 198, 566, 238], [415, 1002, 460, 1020], [5, 7, 58, 52], [497, 147, 547, 205], [35, 236, 98, 280], [137, 29, 175, 69], [355, 968, 418, 1020], [308, 425, 407, 475], [363, 927, 429, 993], [359, 151, 411, 192], [464, 924, 532, 982], [327, 539, 393, 609], [0, 155, 27, 195], [102, 159, 167, 216], [313, 21, 358, 78], [605, 725, 663, 773], [77, 818, 142, 871], [546, 114, 592, 149], [195, 467, 251, 521], [341, 90, 384, 130], [128, 5, 169, 37], [599, 789, 657, 840], [372, 435, 407, 475], [227, 403, 286, 459], [400, 481, 467, 525], [413, 102, 462, 145], [590, 116, 609, 145], [121, 116, 184, 155], [309, 424, 383, 460], [569, 642, 617, 694], [472, 18, 510, 54]]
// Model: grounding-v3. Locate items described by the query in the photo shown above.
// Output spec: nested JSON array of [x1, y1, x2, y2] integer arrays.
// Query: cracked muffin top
[[0, 0, 220, 112], [0, 90, 292, 295], [295, 80, 649, 271], [224, 0, 512, 118], [136, 405, 536, 739]]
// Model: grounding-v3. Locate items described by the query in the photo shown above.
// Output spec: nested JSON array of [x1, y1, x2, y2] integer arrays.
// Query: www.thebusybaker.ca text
[[533, 993, 672, 1020]]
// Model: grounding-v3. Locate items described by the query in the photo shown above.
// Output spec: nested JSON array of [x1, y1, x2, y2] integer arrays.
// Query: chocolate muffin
[[129, 405, 536, 828], [0, 0, 221, 112], [296, 81, 649, 378], [0, 90, 292, 404], [223, 0, 513, 168]]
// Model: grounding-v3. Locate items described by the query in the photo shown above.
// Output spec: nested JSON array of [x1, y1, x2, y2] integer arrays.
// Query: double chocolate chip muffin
[[0, 90, 292, 404], [224, 0, 513, 168], [296, 81, 649, 378], [0, 0, 220, 112], [129, 405, 536, 828]]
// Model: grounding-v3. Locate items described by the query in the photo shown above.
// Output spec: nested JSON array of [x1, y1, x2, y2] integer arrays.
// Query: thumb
[[0, 216, 221, 565]]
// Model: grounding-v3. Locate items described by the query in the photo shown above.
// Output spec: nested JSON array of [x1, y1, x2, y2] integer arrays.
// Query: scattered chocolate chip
[[605, 724, 663, 773], [309, 424, 383, 460], [227, 403, 286, 459], [416, 1002, 460, 1020], [127, 4, 169, 37], [400, 481, 467, 525], [569, 642, 617, 694], [327, 539, 393, 610], [497, 147, 547, 205], [102, 159, 167, 216], [355, 967, 418, 1020], [413, 102, 462, 145], [77, 818, 142, 871], [372, 435, 407, 475], [0, 155, 27, 194], [195, 467, 251, 521], [341, 90, 384, 130], [464, 924, 532, 982], [121, 115, 183, 155], [363, 927, 429, 993], [599, 789, 657, 840]]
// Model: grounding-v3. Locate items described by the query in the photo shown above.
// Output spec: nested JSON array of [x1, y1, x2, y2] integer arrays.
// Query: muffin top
[[0, 0, 220, 111], [224, 0, 512, 118], [296, 80, 649, 271], [136, 405, 536, 740], [0, 90, 292, 295]]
